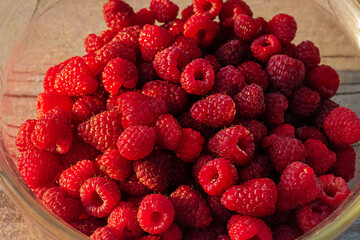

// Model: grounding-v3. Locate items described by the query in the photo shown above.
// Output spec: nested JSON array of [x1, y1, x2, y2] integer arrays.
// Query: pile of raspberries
[[15, 0, 360, 239]]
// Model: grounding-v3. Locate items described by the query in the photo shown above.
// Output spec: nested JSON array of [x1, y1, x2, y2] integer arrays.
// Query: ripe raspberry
[[159, 223, 182, 240], [204, 54, 222, 72], [234, 84, 265, 119], [150, 0, 179, 23], [118, 172, 150, 197], [135, 236, 159, 240], [117, 126, 157, 161], [276, 162, 321, 211], [16, 119, 36, 152], [80, 177, 121, 218], [281, 42, 296, 57], [165, 152, 190, 190], [237, 153, 274, 183], [96, 149, 133, 180], [269, 124, 295, 138], [91, 226, 120, 240], [72, 95, 105, 124], [234, 14, 267, 42], [293, 40, 320, 69], [181, 5, 194, 21], [112, 26, 141, 53], [222, 178, 278, 217], [103, 0, 136, 31], [263, 210, 290, 229], [272, 225, 301, 240], [240, 120, 268, 148], [193, 0, 222, 19], [262, 134, 306, 173], [212, 65, 246, 97], [71, 217, 105, 236], [324, 107, 360, 145], [319, 174, 350, 208], [332, 144, 356, 182], [227, 215, 272, 240], [177, 111, 216, 139], [35, 92, 74, 119], [268, 13, 297, 44], [313, 99, 339, 130], [295, 126, 328, 144], [266, 54, 306, 96], [305, 65, 340, 99], [155, 114, 182, 151], [43, 58, 72, 92], [153, 46, 190, 83], [263, 92, 289, 127], [184, 224, 226, 240], [162, 19, 185, 37], [170, 185, 212, 228], [139, 24, 174, 61], [183, 14, 219, 48], [217, 235, 231, 240], [172, 35, 202, 60], [180, 58, 215, 95], [191, 94, 236, 128], [137, 61, 159, 88], [84, 33, 105, 53], [289, 86, 320, 118], [304, 139, 336, 175], [18, 148, 61, 189], [135, 8, 156, 27], [175, 128, 205, 162], [99, 29, 117, 44], [219, 0, 253, 27], [77, 110, 122, 152], [251, 34, 282, 62], [215, 40, 248, 67], [238, 61, 269, 90], [207, 195, 234, 224], [192, 155, 213, 184]]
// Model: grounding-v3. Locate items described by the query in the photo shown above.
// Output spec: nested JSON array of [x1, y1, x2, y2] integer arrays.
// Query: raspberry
[[99, 29, 117, 44], [262, 134, 306, 173], [216, 235, 231, 240], [43, 58, 72, 92], [112, 26, 141, 53], [212, 65, 246, 97], [234, 14, 266, 42], [137, 194, 175, 234], [324, 107, 360, 145], [72, 95, 105, 124], [139, 24, 174, 61], [289, 86, 320, 118], [192, 155, 213, 184], [266, 54, 306, 96], [118, 173, 151, 197], [80, 177, 121, 218], [135, 236, 159, 240], [240, 120, 268, 148], [137, 61, 159, 88], [281, 42, 296, 57], [172, 36, 202, 60], [16, 119, 36, 152], [305, 65, 340, 99], [18, 148, 61, 189], [178, 111, 216, 139], [35, 92, 74, 119], [227, 215, 272, 240], [84, 33, 105, 53], [91, 226, 120, 240], [170, 185, 212, 228], [155, 114, 182, 151], [219, 0, 253, 27], [263, 92, 289, 127], [159, 223, 182, 240], [54, 56, 98, 96], [332, 144, 356, 182], [293, 41, 321, 69], [268, 13, 297, 44], [204, 54, 222, 72], [59, 160, 95, 198], [181, 5, 194, 21], [71, 217, 105, 236], [77, 110, 122, 152], [207, 195, 234, 224], [272, 225, 301, 240], [183, 14, 219, 48], [150, 0, 179, 23], [215, 40, 248, 67], [250, 34, 282, 62], [295, 126, 328, 144], [42, 187, 82, 223], [180, 58, 215, 95], [276, 162, 321, 211], [162, 19, 185, 37], [135, 8, 156, 27], [103, 0, 136, 31], [96, 149, 133, 180], [183, 224, 226, 240], [238, 61, 269, 90], [31, 107, 72, 154], [117, 126, 157, 161], [319, 174, 351, 208], [108, 201, 144, 239], [237, 153, 274, 183], [190, 94, 236, 128], [175, 128, 205, 162], [221, 178, 278, 217], [313, 99, 339, 130], [118, 91, 168, 129], [269, 124, 295, 138], [233, 84, 265, 119], [193, 0, 223, 19], [153, 46, 190, 83], [304, 139, 336, 175]]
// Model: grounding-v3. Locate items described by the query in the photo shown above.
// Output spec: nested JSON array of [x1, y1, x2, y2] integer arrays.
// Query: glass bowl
[[0, 0, 359, 239]]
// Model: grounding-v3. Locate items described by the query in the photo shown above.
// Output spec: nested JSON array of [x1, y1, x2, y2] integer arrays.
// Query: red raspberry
[[268, 13, 297, 44], [240, 120, 268, 148], [153, 46, 190, 83], [184, 225, 226, 240], [16, 119, 36, 152], [305, 65, 340, 99], [281, 42, 296, 57], [170, 185, 212, 228], [31, 107, 72, 154], [155, 114, 182, 151], [181, 5, 194, 21], [219, 0, 253, 27], [204, 54, 222, 72], [234, 14, 267, 42], [304, 139, 336, 175], [207, 195, 234, 224], [227, 215, 272, 240], [234, 84, 265, 119], [175, 128, 205, 162], [332, 144, 356, 182], [295, 200, 333, 233], [35, 92, 74, 119], [276, 162, 321, 211], [80, 177, 121, 218], [212, 65, 246, 97], [43, 58, 73, 92], [71, 217, 105, 236], [112, 26, 141, 53], [295, 126, 328, 144], [177, 111, 216, 139], [99, 29, 117, 44], [135, 8, 155, 27], [103, 0, 136, 31], [150, 0, 179, 23], [139, 24, 174, 61], [77, 110, 122, 152], [324, 107, 360, 145], [18, 148, 61, 189], [137, 194, 175, 234], [199, 158, 238, 196], [263, 92, 289, 127], [54, 56, 98, 97], [137, 61, 159, 88], [71, 95, 105, 124], [263, 210, 290, 229], [191, 94, 236, 128], [217, 235, 231, 240], [238, 61, 269, 90], [84, 33, 105, 53], [159, 223, 182, 240], [319, 174, 350, 208], [208, 125, 255, 165], [117, 126, 157, 161], [180, 58, 215, 95], [172, 36, 202, 60], [250, 34, 282, 62], [313, 99, 339, 130], [269, 124, 295, 138], [42, 187, 82, 223], [262, 134, 306, 173], [193, 0, 223, 19], [192, 155, 213, 184], [289, 86, 320, 118], [293, 40, 320, 69], [183, 14, 219, 48], [215, 39, 249, 67], [272, 225, 301, 240], [237, 153, 274, 183], [266, 54, 306, 96], [91, 226, 120, 240], [135, 236, 159, 240], [162, 18, 185, 37], [96, 149, 132, 180], [222, 178, 278, 217], [118, 172, 151, 197]]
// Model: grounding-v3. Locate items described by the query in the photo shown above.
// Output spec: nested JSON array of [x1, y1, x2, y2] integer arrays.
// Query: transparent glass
[[0, 0, 359, 239]]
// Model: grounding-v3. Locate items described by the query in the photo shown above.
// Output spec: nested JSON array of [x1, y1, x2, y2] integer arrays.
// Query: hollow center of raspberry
[[202, 2, 213, 12], [194, 69, 205, 81], [312, 204, 325, 214], [324, 184, 338, 198], [237, 137, 248, 150], [249, 235, 260, 240], [91, 192, 103, 206], [150, 211, 162, 223], [209, 171, 219, 184]]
